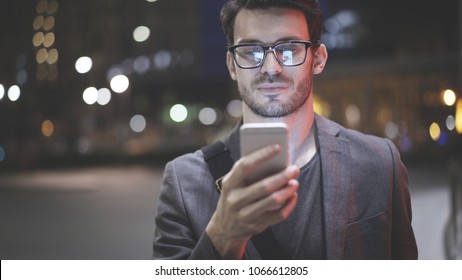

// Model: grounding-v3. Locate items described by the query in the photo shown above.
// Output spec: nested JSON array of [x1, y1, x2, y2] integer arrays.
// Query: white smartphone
[[240, 122, 290, 184]]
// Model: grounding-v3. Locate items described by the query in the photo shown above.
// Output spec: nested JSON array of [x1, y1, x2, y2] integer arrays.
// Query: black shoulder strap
[[201, 141, 235, 192], [201, 141, 288, 260]]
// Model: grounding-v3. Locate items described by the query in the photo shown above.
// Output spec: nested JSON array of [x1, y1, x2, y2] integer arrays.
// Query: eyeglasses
[[228, 40, 319, 69]]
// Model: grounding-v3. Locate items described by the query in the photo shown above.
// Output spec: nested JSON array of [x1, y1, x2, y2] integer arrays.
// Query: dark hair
[[220, 0, 324, 46]]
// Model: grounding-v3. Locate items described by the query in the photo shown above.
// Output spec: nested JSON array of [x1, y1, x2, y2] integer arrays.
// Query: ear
[[313, 44, 328, 75], [226, 51, 238, 81]]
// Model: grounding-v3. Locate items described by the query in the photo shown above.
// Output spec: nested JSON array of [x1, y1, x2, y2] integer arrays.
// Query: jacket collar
[[315, 114, 351, 259]]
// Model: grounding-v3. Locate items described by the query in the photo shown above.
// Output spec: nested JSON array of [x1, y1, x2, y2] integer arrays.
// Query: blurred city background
[[0, 0, 461, 259]]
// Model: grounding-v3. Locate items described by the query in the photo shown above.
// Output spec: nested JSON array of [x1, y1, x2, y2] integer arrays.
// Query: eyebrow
[[235, 36, 308, 45]]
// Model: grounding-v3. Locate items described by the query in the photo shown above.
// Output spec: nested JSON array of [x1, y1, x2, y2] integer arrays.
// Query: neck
[[243, 96, 317, 167]]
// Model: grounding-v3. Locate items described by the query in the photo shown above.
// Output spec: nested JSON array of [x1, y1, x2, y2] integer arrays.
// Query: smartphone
[[240, 122, 289, 184]]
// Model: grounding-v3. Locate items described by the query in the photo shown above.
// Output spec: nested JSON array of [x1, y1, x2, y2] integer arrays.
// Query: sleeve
[[152, 160, 223, 260], [385, 139, 418, 259]]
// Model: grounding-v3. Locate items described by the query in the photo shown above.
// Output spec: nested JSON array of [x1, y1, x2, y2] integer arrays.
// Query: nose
[[260, 50, 283, 75]]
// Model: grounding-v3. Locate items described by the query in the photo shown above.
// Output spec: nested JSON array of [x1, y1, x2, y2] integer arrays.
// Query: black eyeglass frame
[[228, 40, 320, 69]]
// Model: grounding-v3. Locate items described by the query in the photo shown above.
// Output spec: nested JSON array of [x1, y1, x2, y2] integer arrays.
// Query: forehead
[[233, 7, 309, 44]]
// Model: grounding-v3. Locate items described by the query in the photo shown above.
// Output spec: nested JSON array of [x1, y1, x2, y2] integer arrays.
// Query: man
[[152, 0, 417, 259]]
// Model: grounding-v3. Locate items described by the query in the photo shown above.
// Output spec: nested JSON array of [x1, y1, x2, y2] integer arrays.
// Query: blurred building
[[0, 0, 460, 171]]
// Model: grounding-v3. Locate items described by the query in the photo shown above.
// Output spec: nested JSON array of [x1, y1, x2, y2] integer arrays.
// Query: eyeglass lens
[[234, 42, 308, 68]]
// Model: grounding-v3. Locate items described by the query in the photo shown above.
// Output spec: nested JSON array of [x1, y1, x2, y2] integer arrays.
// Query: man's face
[[227, 7, 318, 118]]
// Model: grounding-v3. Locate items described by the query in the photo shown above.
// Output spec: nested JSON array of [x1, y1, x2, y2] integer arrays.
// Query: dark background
[[0, 0, 460, 171]]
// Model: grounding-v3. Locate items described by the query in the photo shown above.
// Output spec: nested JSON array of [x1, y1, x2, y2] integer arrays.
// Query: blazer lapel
[[315, 115, 351, 259]]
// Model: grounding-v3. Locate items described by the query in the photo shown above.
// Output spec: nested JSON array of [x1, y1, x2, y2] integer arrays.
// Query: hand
[[205, 144, 300, 259]]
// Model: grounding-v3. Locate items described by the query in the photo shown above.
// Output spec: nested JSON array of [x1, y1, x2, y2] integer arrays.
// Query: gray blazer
[[153, 114, 418, 259]]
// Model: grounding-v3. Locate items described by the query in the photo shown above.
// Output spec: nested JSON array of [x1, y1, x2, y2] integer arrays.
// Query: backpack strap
[[201, 141, 235, 192], [201, 141, 288, 259]]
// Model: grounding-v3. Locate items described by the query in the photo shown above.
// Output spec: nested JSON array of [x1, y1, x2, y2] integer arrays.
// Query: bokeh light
[[96, 88, 111, 106], [456, 99, 462, 134], [345, 104, 360, 127], [32, 32, 44, 47], [43, 32, 55, 48], [16, 69, 28, 85], [429, 122, 441, 141], [129, 114, 146, 133], [43, 16, 55, 31], [436, 131, 448, 146], [7, 85, 21, 102], [399, 136, 412, 153], [47, 1, 58, 14], [41, 119, 54, 137], [446, 115, 455, 131], [133, 56, 150, 74], [36, 0, 47, 13], [170, 104, 188, 123], [442, 89, 457, 106], [82, 87, 98, 105], [227, 99, 242, 118], [36, 48, 48, 63], [384, 122, 398, 139], [0, 84, 4, 100], [133, 26, 150, 42], [33, 15, 44, 30], [198, 107, 217, 125], [46, 48, 58, 64], [110, 74, 129, 93], [154, 50, 172, 70], [75, 56, 93, 74], [312, 96, 332, 118]]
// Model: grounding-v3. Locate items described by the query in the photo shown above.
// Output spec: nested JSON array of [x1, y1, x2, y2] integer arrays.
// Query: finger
[[239, 178, 299, 219], [274, 191, 299, 222], [242, 192, 299, 236], [263, 191, 299, 225], [236, 144, 282, 180], [220, 144, 281, 191], [234, 165, 299, 207]]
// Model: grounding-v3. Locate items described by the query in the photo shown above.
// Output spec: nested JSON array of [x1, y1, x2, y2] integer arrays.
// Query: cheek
[[296, 64, 314, 81], [295, 71, 309, 83], [235, 70, 255, 86]]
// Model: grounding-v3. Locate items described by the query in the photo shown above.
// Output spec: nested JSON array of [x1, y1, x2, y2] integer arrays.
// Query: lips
[[255, 83, 289, 93]]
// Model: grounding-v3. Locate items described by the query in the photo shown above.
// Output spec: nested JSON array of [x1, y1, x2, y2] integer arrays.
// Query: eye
[[277, 44, 299, 54], [252, 50, 264, 60], [237, 46, 263, 60]]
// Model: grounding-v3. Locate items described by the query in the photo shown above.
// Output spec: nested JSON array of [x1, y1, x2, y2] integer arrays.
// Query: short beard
[[239, 74, 312, 118]]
